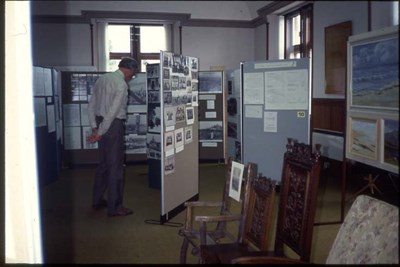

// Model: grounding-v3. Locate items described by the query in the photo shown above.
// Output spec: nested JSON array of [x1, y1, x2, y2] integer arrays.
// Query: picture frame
[[345, 26, 399, 174], [198, 71, 223, 94], [348, 26, 399, 110], [229, 161, 244, 202], [381, 118, 399, 172], [347, 116, 379, 161]]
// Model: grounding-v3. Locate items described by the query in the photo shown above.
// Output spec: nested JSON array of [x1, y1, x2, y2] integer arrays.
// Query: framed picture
[[229, 161, 244, 202], [347, 117, 379, 161], [198, 71, 223, 94], [381, 119, 399, 171], [348, 26, 398, 110]]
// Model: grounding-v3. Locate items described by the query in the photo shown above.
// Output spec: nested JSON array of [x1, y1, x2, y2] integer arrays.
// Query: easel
[[346, 173, 382, 202]]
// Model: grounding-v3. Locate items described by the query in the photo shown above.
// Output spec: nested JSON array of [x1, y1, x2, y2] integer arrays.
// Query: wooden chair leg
[[180, 238, 189, 264]]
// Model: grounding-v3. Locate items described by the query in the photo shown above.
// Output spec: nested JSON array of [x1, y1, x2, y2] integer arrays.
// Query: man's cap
[[118, 57, 138, 70]]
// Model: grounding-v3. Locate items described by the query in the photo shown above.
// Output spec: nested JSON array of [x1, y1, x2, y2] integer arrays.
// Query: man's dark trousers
[[92, 117, 125, 215]]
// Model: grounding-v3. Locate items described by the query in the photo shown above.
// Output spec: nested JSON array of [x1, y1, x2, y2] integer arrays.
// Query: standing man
[[87, 57, 138, 217]]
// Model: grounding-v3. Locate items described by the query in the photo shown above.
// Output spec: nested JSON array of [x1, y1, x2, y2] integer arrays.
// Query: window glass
[[108, 25, 131, 53], [140, 26, 166, 53], [108, 59, 119, 72]]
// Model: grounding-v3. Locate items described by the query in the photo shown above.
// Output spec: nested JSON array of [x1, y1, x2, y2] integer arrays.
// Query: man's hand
[[87, 128, 101, 143]]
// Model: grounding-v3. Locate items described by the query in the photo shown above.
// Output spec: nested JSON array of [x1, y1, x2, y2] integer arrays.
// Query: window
[[107, 24, 167, 72], [284, 4, 313, 59]]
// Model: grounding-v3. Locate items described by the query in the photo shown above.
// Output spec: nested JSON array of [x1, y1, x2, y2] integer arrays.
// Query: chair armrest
[[183, 201, 224, 230], [184, 201, 223, 207], [195, 214, 242, 223], [195, 214, 242, 245]]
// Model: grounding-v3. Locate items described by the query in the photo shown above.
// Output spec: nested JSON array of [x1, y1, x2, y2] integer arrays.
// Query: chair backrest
[[214, 157, 238, 232], [240, 174, 276, 250], [326, 194, 399, 264], [274, 138, 322, 262]]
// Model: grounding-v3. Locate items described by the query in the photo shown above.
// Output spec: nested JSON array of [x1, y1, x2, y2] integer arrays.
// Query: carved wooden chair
[[199, 138, 322, 264], [232, 194, 399, 264], [198, 174, 277, 264], [178, 158, 257, 263]]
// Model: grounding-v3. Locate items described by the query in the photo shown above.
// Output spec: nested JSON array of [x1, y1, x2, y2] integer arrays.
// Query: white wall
[[182, 27, 255, 71], [254, 23, 267, 61], [32, 23, 92, 67], [30, 1, 269, 20], [313, 1, 369, 99]]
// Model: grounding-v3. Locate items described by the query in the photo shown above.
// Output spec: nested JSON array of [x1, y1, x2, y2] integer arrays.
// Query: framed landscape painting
[[382, 119, 399, 170], [348, 26, 398, 110], [348, 117, 378, 161]]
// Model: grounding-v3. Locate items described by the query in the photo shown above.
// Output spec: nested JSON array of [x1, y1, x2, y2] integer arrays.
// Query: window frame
[[108, 23, 164, 72], [284, 4, 313, 59]]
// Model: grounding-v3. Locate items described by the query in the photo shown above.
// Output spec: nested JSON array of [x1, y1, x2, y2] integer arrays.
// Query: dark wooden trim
[[257, 1, 297, 17], [311, 98, 346, 134], [181, 19, 254, 28], [31, 3, 296, 28]]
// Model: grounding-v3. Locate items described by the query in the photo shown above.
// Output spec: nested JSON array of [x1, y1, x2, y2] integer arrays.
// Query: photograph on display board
[[192, 91, 198, 106], [349, 29, 399, 109], [164, 155, 175, 175], [164, 106, 176, 128], [127, 73, 147, 112], [175, 105, 186, 123], [148, 78, 160, 91], [383, 119, 399, 167], [349, 117, 378, 160], [171, 75, 179, 90], [163, 79, 171, 91], [126, 113, 147, 136], [162, 51, 173, 68], [175, 128, 184, 149], [172, 54, 189, 75], [163, 68, 170, 79], [164, 92, 173, 107], [199, 121, 223, 142], [228, 121, 237, 138], [148, 90, 160, 103], [186, 93, 192, 105], [146, 64, 159, 78], [190, 57, 198, 71], [164, 131, 175, 152], [148, 104, 161, 133], [125, 134, 146, 154], [185, 126, 193, 144], [192, 80, 198, 91], [147, 133, 161, 159], [186, 106, 194, 125], [198, 71, 222, 93]]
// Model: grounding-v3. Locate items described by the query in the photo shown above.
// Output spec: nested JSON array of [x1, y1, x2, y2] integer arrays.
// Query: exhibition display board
[[226, 69, 242, 162], [60, 71, 147, 165], [198, 70, 226, 162], [33, 66, 63, 186], [241, 58, 311, 183], [147, 52, 199, 223]]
